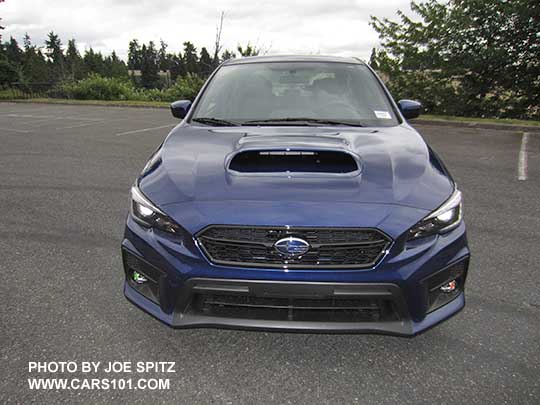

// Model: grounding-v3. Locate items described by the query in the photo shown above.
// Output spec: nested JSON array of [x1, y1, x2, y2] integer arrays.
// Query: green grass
[[421, 114, 540, 127], [0, 89, 23, 99], [2, 97, 539, 127], [0, 98, 169, 108]]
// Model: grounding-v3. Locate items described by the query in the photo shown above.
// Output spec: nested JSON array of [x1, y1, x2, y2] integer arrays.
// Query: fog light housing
[[423, 258, 469, 313], [122, 249, 164, 304]]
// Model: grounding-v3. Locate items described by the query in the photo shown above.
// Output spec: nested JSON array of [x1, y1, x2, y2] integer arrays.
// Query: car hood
[[139, 124, 454, 237]]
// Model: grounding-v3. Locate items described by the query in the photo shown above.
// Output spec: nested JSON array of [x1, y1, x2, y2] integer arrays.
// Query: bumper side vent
[[423, 258, 469, 312], [122, 249, 164, 304]]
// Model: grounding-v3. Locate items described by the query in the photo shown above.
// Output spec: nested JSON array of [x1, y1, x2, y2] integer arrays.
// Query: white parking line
[[0, 126, 33, 133], [115, 124, 176, 137], [7, 114, 103, 121], [6, 114, 54, 119], [56, 121, 107, 130], [0, 107, 54, 115], [518, 132, 529, 181], [20, 116, 64, 125]]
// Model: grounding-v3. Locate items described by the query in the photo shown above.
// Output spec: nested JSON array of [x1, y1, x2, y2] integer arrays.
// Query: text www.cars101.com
[[28, 378, 170, 390]]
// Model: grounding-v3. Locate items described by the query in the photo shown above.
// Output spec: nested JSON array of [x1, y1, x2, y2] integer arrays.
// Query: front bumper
[[121, 215, 470, 336], [124, 275, 465, 335]]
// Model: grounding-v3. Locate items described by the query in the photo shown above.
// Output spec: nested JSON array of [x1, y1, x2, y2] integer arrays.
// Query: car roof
[[222, 55, 365, 66]]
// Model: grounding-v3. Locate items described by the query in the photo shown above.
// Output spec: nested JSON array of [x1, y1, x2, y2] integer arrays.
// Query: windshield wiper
[[242, 118, 363, 127], [191, 117, 240, 126]]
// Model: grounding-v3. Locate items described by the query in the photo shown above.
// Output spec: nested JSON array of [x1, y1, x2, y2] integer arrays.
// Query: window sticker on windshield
[[374, 110, 392, 119]]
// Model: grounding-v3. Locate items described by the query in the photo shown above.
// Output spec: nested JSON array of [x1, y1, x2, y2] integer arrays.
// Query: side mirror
[[397, 99, 422, 119], [170, 100, 192, 119]]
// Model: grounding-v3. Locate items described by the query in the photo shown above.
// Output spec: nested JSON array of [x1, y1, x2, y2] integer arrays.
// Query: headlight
[[408, 189, 462, 240], [131, 184, 183, 234]]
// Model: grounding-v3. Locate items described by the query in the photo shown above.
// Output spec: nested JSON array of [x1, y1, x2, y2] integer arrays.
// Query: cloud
[[1, 0, 414, 60]]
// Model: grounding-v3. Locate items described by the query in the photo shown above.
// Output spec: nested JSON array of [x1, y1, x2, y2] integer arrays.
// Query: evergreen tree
[[44, 31, 65, 81], [5, 37, 23, 67], [169, 53, 184, 81], [0, 59, 19, 85], [107, 51, 128, 78], [140, 41, 159, 88], [221, 49, 236, 62], [127, 39, 141, 70], [237, 42, 259, 57], [0, 32, 283, 96], [182, 42, 198, 75], [65, 39, 83, 80], [1, 37, 22, 85], [199, 47, 213, 77], [23, 33, 31, 52], [83, 48, 105, 77], [21, 34, 48, 83], [158, 40, 169, 71]]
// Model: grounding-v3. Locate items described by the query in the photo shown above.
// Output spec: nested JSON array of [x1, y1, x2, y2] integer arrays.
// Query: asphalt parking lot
[[1, 102, 539, 404]]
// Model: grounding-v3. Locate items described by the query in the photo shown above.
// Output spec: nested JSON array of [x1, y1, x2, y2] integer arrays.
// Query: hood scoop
[[227, 149, 361, 176]]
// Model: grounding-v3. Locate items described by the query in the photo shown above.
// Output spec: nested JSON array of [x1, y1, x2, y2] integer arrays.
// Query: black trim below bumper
[[171, 278, 413, 334]]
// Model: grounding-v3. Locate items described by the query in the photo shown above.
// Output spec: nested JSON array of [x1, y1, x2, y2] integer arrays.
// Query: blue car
[[122, 55, 469, 336]]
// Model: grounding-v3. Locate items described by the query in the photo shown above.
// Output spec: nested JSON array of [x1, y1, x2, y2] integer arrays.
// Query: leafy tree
[[370, 0, 540, 118], [182, 41, 198, 75]]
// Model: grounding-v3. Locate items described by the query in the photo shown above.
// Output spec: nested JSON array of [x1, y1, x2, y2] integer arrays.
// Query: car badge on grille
[[274, 237, 310, 259]]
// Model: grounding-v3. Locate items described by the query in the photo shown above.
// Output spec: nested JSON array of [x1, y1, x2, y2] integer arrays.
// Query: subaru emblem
[[274, 236, 310, 258]]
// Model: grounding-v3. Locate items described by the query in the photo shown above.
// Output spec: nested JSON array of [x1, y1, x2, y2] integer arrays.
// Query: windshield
[[191, 62, 399, 127]]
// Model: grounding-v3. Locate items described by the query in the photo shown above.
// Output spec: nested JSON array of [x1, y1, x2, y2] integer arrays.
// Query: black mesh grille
[[191, 293, 399, 322], [196, 226, 391, 269]]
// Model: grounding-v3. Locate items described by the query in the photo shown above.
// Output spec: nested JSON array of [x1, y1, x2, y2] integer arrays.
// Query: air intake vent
[[228, 150, 359, 174], [191, 294, 400, 322]]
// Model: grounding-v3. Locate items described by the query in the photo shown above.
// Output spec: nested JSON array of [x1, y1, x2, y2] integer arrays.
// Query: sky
[[1, 0, 415, 61]]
